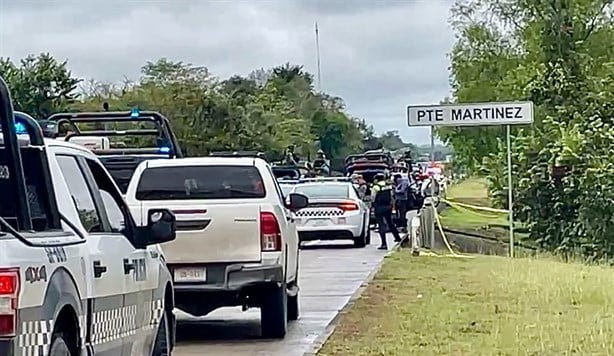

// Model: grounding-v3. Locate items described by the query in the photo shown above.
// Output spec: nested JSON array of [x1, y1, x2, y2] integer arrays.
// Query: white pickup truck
[[124, 156, 309, 338], [0, 78, 178, 355]]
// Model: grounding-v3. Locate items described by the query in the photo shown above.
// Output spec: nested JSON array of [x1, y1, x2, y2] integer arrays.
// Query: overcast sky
[[0, 0, 455, 145]]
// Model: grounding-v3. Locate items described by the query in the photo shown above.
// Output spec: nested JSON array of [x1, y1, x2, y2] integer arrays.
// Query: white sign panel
[[407, 101, 534, 127]]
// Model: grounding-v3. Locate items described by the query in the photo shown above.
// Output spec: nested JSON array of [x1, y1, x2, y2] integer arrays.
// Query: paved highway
[[174, 235, 396, 356]]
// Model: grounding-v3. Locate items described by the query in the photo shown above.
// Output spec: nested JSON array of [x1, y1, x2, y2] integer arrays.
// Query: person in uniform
[[313, 149, 330, 176], [284, 145, 299, 165], [371, 173, 402, 250], [393, 173, 410, 232]]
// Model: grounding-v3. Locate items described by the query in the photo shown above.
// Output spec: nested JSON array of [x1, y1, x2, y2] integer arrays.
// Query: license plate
[[313, 219, 328, 227], [174, 267, 206, 282]]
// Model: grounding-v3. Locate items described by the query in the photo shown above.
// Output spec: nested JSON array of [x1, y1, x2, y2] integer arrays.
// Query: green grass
[[445, 177, 491, 207], [440, 177, 523, 240], [319, 253, 614, 355]]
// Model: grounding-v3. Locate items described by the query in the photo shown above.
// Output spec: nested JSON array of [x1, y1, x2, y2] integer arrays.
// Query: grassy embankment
[[319, 254, 614, 355], [319, 178, 614, 355], [438, 177, 526, 241]]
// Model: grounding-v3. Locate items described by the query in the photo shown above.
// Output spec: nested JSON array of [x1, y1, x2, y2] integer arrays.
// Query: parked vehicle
[[289, 178, 371, 247], [0, 77, 177, 356], [124, 156, 309, 338]]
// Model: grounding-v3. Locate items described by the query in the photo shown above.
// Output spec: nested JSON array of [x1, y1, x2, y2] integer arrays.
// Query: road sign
[[407, 101, 534, 127], [406, 100, 535, 258]]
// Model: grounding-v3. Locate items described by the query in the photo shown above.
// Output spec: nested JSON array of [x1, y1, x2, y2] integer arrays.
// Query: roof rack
[[45, 110, 183, 158], [0, 77, 86, 247]]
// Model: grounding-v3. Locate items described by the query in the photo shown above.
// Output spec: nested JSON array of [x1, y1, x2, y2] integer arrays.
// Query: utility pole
[[315, 22, 322, 91]]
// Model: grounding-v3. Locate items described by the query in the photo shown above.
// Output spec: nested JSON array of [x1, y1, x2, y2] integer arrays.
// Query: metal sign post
[[407, 101, 534, 258], [506, 124, 515, 257], [430, 126, 436, 248]]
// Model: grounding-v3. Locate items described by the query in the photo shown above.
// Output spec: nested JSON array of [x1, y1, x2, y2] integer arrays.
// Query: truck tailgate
[[138, 200, 262, 264]]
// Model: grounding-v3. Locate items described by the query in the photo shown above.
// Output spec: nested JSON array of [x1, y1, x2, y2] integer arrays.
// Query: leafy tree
[[447, 0, 614, 258], [0, 53, 81, 119], [1, 54, 423, 174]]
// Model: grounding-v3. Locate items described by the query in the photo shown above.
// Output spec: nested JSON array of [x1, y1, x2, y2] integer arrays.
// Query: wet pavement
[[174, 234, 396, 356]]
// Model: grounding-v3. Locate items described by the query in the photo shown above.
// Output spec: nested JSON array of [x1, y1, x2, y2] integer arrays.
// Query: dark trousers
[[396, 199, 408, 230], [374, 206, 402, 247]]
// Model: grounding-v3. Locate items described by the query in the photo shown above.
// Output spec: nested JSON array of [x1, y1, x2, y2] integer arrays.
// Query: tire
[[49, 333, 71, 356], [261, 283, 288, 338], [152, 309, 171, 356], [287, 292, 299, 321], [353, 223, 367, 248], [287, 258, 300, 322]]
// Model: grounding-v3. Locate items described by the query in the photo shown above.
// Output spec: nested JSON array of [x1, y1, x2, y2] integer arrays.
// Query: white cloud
[[0, 0, 455, 144]]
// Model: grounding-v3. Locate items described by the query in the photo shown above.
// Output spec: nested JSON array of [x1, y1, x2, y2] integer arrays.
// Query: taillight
[[260, 212, 282, 252], [0, 268, 20, 337], [338, 202, 359, 211]]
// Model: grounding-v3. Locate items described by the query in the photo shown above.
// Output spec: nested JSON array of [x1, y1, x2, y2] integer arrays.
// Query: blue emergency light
[[158, 146, 171, 154], [14, 121, 27, 134], [130, 107, 140, 118]]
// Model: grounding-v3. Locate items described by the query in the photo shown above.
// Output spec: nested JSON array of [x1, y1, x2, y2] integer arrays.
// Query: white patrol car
[[123, 156, 309, 338], [290, 178, 371, 247], [0, 81, 177, 356]]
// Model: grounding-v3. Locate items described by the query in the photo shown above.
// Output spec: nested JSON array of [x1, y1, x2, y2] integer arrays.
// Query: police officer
[[371, 172, 402, 250]]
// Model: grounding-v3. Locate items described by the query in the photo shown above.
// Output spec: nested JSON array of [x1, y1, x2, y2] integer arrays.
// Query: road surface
[[174, 234, 396, 356]]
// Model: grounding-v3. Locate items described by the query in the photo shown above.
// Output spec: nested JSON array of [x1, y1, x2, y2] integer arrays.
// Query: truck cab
[[0, 77, 178, 356]]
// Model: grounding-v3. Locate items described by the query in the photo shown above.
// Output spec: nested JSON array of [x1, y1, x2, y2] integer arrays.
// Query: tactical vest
[[373, 181, 393, 207]]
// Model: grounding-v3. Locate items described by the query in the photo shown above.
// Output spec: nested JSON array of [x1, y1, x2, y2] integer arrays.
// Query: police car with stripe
[[0, 77, 177, 356]]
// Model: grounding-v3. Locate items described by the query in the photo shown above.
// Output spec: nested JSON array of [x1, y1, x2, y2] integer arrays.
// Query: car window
[[265, 166, 286, 204], [136, 165, 266, 200], [85, 158, 131, 235], [56, 155, 102, 232], [293, 184, 349, 199], [100, 190, 125, 232]]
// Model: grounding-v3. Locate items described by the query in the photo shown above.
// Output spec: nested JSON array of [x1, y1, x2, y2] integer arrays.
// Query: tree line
[[0, 54, 415, 161], [443, 0, 614, 259]]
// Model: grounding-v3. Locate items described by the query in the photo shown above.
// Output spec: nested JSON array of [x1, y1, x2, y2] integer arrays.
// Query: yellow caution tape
[[443, 198, 509, 214], [444, 200, 502, 219], [432, 204, 475, 259]]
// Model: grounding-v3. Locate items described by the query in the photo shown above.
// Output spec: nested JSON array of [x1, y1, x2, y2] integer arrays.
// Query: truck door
[[80, 156, 159, 355], [54, 154, 128, 355]]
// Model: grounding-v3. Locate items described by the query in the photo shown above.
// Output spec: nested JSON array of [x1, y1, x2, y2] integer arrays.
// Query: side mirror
[[287, 193, 309, 211], [135, 208, 176, 248]]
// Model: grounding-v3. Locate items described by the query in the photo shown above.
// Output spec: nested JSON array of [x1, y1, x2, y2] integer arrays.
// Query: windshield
[[136, 165, 266, 200], [294, 184, 349, 199]]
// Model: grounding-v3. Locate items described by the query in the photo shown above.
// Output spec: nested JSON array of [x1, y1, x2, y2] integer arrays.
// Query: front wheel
[[152, 309, 171, 356]]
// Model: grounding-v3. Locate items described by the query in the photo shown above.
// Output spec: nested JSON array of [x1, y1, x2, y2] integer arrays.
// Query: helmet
[[374, 173, 385, 181]]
